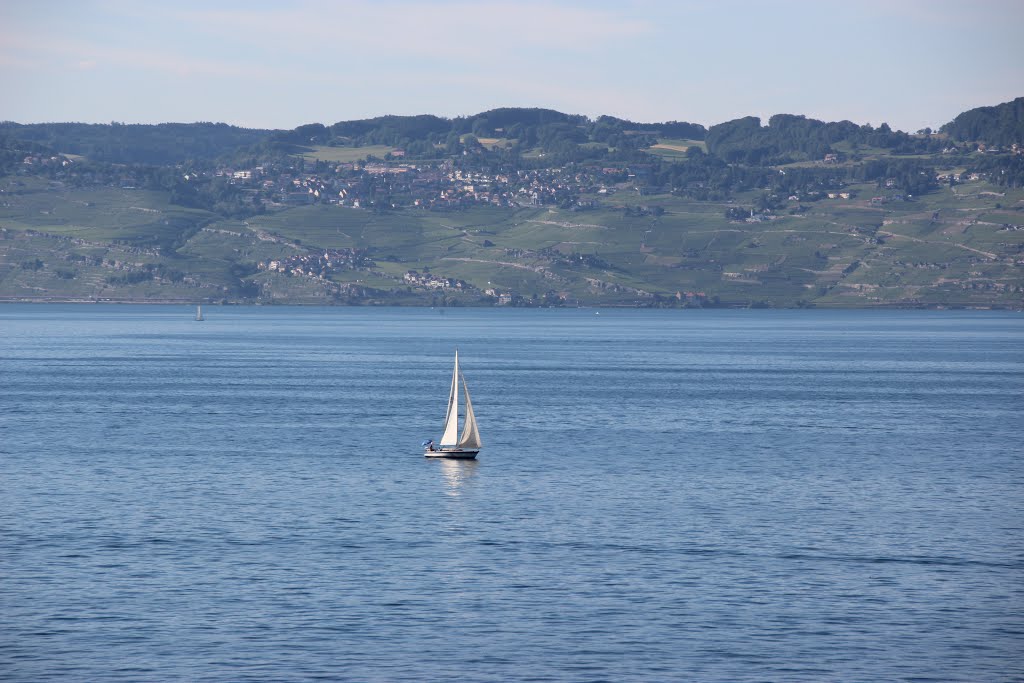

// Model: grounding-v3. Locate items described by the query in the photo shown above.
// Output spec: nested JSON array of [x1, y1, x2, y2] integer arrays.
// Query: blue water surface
[[1, 305, 1022, 681]]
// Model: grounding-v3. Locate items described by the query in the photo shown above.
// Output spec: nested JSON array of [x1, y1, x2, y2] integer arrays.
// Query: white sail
[[457, 374, 482, 449], [439, 351, 460, 446]]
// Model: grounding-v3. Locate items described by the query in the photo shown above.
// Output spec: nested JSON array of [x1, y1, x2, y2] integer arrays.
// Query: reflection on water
[[438, 458, 478, 496]]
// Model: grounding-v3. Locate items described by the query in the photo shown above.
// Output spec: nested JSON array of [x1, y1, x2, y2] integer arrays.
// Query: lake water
[[1, 305, 1022, 682]]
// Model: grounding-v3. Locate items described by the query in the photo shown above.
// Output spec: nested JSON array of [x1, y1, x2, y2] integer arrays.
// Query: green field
[[297, 145, 397, 163], [465, 136, 511, 150], [0, 178, 209, 245], [646, 138, 706, 159]]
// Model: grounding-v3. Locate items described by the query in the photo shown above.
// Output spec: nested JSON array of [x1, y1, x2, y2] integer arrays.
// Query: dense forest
[[941, 97, 1024, 147], [0, 121, 270, 165], [704, 115, 947, 164]]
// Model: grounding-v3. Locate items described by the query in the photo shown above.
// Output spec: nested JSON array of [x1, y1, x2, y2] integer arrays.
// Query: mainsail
[[439, 351, 461, 446]]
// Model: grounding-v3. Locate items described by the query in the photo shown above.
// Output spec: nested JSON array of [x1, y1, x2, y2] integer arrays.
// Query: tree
[[471, 118, 490, 138], [444, 132, 461, 155]]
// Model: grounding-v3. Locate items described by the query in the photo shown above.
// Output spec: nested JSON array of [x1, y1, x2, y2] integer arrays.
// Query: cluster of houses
[[938, 143, 1022, 155], [402, 270, 476, 292], [18, 142, 1016, 221], [975, 143, 1022, 155], [401, 270, 543, 304], [675, 290, 709, 304], [21, 155, 74, 168], [256, 256, 539, 304], [195, 158, 649, 213], [935, 171, 986, 183], [258, 248, 372, 279]]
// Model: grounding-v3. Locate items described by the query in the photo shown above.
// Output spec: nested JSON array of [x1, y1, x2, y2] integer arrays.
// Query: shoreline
[[0, 298, 1018, 311]]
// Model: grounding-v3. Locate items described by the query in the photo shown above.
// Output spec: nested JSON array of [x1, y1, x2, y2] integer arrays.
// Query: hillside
[[1, 103, 1022, 308], [941, 97, 1024, 149]]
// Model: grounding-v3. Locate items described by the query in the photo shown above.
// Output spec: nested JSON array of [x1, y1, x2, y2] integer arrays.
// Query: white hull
[[424, 448, 479, 460]]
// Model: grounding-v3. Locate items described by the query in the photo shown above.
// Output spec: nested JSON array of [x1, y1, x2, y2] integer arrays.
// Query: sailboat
[[425, 350, 482, 459], [195, 304, 204, 321]]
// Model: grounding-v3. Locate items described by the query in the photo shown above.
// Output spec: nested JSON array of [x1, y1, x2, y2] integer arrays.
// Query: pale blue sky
[[2, 0, 1021, 132]]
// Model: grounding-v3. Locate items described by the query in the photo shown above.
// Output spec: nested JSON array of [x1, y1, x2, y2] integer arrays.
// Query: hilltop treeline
[[0, 121, 271, 165], [941, 97, 1024, 147], [705, 115, 946, 164], [268, 108, 708, 165], [4, 100, 1022, 167]]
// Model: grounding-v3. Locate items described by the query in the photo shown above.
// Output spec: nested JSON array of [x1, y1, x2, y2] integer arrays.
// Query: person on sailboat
[[423, 439, 435, 452]]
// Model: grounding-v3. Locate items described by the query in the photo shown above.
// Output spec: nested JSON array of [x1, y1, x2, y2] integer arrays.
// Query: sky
[[2, 0, 1022, 133]]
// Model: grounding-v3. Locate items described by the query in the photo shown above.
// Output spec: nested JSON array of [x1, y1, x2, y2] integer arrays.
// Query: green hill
[[941, 97, 1024, 148], [1, 103, 1022, 308]]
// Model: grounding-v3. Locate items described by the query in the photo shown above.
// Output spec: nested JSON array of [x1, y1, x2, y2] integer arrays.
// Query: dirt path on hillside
[[876, 230, 998, 260]]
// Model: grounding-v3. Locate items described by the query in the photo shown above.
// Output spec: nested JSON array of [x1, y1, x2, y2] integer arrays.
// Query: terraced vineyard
[[2, 174, 1021, 307]]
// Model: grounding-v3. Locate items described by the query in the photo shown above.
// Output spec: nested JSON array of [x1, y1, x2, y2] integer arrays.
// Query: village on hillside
[[5, 102, 1023, 307]]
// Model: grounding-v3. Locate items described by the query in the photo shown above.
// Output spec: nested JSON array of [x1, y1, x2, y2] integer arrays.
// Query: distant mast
[[195, 304, 204, 321]]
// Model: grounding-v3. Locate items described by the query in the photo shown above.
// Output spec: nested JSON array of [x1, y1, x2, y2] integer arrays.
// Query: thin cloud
[[1, 0, 1019, 129], [167, 1, 654, 56], [0, 31, 289, 81]]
